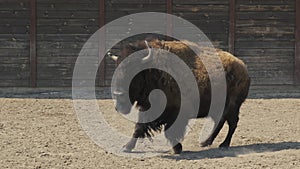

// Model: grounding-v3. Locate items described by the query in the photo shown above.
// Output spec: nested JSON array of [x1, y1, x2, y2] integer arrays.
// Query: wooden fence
[[0, 0, 299, 88]]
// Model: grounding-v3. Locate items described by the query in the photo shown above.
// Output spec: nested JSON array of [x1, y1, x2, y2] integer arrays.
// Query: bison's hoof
[[173, 143, 182, 154], [121, 146, 133, 153], [200, 140, 212, 147], [219, 142, 229, 148]]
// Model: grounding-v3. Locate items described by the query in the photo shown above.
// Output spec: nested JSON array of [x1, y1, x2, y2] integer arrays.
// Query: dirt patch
[[0, 98, 299, 168]]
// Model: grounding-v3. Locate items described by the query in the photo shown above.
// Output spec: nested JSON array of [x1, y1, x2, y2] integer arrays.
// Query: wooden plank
[[235, 48, 294, 56], [228, 0, 236, 54], [0, 34, 29, 42], [37, 57, 98, 64], [106, 0, 165, 4], [236, 33, 295, 41], [0, 80, 29, 87], [105, 4, 167, 12], [249, 85, 300, 98], [37, 34, 91, 42], [236, 19, 295, 27], [37, 79, 97, 87], [0, 57, 30, 64], [36, 64, 75, 79], [250, 78, 293, 85], [0, 64, 30, 80], [174, 26, 228, 34], [0, 41, 29, 49], [246, 63, 294, 71], [239, 56, 294, 63], [249, 71, 294, 77], [37, 11, 99, 19], [1, 19, 30, 26], [37, 19, 98, 26], [99, 0, 105, 87], [174, 19, 228, 27], [236, 0, 295, 5], [37, 63, 98, 79], [37, 25, 99, 34], [36, 1, 99, 11], [37, 48, 83, 57], [37, 41, 87, 49], [0, 10, 30, 19], [37, 0, 98, 3], [181, 33, 228, 41], [30, 0, 37, 87], [173, 0, 229, 5], [0, 1, 30, 10], [295, 0, 300, 84], [236, 11, 295, 20], [235, 41, 295, 49], [173, 4, 228, 12], [173, 12, 229, 20], [0, 26, 30, 34], [236, 26, 294, 34], [237, 4, 295, 12], [0, 48, 30, 57]]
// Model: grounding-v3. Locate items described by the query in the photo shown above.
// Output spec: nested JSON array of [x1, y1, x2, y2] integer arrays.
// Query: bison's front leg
[[122, 123, 147, 152], [164, 118, 188, 154], [122, 137, 137, 152]]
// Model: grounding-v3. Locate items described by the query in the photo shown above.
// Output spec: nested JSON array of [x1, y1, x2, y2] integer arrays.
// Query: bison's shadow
[[162, 142, 300, 160]]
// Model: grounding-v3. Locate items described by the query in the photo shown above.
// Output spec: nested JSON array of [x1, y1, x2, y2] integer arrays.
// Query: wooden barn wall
[[235, 0, 296, 85], [172, 0, 229, 51], [104, 0, 167, 85], [104, 0, 229, 85], [0, 0, 30, 87], [36, 0, 99, 87], [0, 0, 298, 88]]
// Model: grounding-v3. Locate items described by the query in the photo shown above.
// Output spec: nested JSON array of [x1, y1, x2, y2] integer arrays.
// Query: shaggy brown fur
[[112, 39, 250, 154]]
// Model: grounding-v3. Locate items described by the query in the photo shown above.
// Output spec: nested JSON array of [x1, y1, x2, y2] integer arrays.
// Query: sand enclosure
[[0, 95, 299, 168]]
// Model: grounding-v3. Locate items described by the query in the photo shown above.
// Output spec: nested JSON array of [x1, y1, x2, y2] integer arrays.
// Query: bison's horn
[[107, 51, 119, 62], [142, 40, 152, 62], [113, 90, 123, 96]]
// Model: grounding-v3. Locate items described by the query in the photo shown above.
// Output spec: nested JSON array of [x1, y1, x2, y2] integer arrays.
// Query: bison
[[109, 39, 250, 154]]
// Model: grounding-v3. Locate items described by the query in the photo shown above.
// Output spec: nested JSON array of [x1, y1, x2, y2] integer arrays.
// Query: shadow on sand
[[162, 142, 300, 160]]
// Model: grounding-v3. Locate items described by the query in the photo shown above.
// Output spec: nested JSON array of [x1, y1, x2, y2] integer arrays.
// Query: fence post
[[228, 0, 236, 54], [166, 0, 173, 38], [30, 0, 37, 87], [295, 0, 300, 85], [99, 0, 106, 87]]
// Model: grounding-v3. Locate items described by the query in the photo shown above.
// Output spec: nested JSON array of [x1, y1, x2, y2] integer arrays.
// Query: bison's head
[[110, 41, 156, 115]]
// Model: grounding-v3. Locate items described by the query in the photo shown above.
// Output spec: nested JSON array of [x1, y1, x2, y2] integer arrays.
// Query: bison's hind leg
[[200, 117, 226, 147], [219, 115, 239, 148], [200, 101, 242, 148], [219, 104, 241, 148]]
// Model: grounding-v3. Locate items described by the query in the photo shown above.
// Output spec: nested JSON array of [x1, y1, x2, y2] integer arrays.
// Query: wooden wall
[[235, 0, 295, 85], [0, 0, 299, 88], [104, 0, 167, 85], [0, 0, 30, 87], [173, 0, 229, 51], [36, 0, 99, 87]]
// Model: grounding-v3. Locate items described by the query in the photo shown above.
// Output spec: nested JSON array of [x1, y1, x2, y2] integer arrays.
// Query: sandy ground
[[0, 96, 299, 169]]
